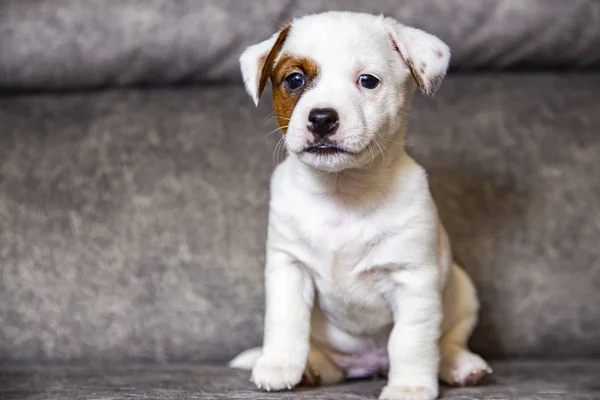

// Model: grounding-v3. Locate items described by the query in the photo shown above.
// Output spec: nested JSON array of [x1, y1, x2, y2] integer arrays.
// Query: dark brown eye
[[359, 74, 380, 89], [284, 72, 305, 91]]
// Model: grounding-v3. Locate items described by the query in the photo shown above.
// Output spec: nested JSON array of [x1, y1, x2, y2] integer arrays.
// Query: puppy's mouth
[[304, 141, 350, 156]]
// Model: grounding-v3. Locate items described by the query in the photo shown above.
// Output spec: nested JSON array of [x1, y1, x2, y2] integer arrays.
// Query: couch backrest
[[1, 74, 599, 363], [1, 0, 599, 91]]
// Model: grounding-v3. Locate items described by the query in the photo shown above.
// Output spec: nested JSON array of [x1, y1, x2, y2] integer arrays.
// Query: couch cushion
[[0, 74, 599, 364], [1, 360, 599, 399], [1, 0, 599, 91]]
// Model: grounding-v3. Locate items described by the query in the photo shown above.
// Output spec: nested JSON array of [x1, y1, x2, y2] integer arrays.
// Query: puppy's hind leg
[[439, 316, 491, 386], [229, 345, 345, 387], [439, 264, 492, 386], [302, 344, 345, 387]]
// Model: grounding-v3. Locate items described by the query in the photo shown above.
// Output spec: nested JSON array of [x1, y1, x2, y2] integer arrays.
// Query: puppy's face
[[241, 12, 450, 172]]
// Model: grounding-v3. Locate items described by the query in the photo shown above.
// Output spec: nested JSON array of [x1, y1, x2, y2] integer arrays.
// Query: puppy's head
[[240, 12, 450, 172]]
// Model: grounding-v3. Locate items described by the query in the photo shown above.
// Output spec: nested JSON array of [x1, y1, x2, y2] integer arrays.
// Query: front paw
[[379, 384, 438, 400], [251, 354, 305, 391]]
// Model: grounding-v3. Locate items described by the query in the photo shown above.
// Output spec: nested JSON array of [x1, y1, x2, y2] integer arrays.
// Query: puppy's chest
[[287, 206, 395, 303], [288, 208, 397, 334]]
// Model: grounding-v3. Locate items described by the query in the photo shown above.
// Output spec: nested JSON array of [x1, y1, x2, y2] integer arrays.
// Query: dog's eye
[[284, 72, 306, 91], [359, 74, 380, 89]]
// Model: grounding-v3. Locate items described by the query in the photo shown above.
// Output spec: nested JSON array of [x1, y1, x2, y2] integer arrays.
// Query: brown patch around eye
[[435, 50, 444, 58], [270, 53, 320, 133]]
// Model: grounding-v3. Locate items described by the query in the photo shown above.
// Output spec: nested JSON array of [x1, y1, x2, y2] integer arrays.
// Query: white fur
[[239, 32, 278, 105], [231, 12, 490, 400]]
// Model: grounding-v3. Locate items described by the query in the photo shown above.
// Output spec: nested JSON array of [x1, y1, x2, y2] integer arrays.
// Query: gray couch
[[1, 1, 599, 399]]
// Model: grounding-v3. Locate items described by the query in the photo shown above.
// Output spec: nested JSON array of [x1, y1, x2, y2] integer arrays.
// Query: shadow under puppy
[[230, 11, 491, 400]]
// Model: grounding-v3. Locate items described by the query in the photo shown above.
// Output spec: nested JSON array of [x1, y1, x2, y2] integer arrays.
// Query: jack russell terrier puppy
[[230, 11, 491, 400]]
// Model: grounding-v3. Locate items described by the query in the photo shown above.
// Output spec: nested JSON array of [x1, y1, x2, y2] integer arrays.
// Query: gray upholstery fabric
[[1, 0, 600, 91], [1, 361, 600, 400], [1, 74, 599, 364]]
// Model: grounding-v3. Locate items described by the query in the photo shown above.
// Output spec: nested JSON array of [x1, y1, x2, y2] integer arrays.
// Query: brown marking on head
[[389, 33, 401, 54], [270, 53, 320, 133], [257, 22, 293, 101], [257, 54, 268, 78], [404, 58, 426, 90], [389, 33, 425, 92], [389, 32, 444, 96]]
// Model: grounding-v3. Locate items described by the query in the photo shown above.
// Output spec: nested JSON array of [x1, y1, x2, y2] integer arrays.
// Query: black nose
[[308, 108, 339, 138]]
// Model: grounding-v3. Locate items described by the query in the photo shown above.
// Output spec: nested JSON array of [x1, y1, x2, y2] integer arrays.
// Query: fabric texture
[[1, 361, 600, 400], [1, 0, 600, 91], [1, 74, 599, 364]]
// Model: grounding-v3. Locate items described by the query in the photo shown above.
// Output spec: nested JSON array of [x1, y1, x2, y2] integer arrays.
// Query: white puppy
[[230, 11, 491, 400]]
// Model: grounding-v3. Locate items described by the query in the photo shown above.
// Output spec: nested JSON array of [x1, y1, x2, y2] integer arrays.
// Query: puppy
[[230, 11, 491, 400]]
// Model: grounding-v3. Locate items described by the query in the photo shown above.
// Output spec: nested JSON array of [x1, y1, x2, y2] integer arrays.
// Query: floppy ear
[[386, 19, 450, 97], [239, 22, 292, 105]]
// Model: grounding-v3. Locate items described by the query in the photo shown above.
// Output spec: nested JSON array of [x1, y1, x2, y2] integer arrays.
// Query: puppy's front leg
[[252, 250, 314, 391], [380, 267, 442, 400]]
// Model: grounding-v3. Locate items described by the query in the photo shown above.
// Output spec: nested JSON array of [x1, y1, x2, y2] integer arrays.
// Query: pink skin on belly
[[317, 342, 390, 379]]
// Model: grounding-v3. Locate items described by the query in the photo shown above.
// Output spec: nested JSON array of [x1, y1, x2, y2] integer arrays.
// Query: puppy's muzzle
[[308, 108, 339, 139]]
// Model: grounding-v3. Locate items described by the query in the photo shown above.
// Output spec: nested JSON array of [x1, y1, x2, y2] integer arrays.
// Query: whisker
[[261, 113, 276, 124], [374, 134, 389, 150], [373, 138, 386, 162], [368, 142, 375, 167], [272, 136, 285, 162], [263, 115, 291, 124], [380, 137, 416, 148], [265, 125, 289, 138], [398, 109, 416, 118], [278, 144, 288, 163], [273, 136, 289, 163]]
